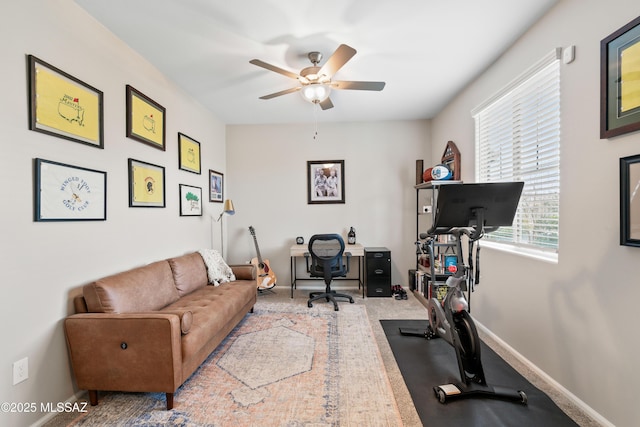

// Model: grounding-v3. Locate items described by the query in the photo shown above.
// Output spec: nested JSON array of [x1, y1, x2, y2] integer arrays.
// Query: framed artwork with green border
[[601, 15, 640, 138], [128, 158, 165, 207], [126, 85, 166, 150], [178, 132, 201, 174], [28, 55, 104, 148]]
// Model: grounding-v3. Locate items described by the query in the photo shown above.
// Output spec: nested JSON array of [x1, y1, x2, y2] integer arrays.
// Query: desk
[[290, 243, 365, 298]]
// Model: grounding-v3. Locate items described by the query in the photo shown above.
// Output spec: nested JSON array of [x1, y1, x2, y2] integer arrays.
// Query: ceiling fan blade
[[259, 87, 301, 100], [319, 44, 356, 78], [332, 81, 386, 91], [250, 59, 300, 80], [319, 97, 334, 110]]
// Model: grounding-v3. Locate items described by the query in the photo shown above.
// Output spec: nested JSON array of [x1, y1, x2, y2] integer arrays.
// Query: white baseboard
[[30, 391, 87, 427], [476, 321, 614, 427]]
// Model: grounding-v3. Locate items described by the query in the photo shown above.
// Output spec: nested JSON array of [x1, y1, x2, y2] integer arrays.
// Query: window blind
[[473, 50, 561, 252]]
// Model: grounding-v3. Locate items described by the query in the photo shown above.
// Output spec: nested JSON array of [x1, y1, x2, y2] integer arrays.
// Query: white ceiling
[[75, 0, 558, 125]]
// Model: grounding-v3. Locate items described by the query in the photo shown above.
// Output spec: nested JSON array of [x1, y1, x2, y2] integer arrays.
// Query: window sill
[[481, 241, 558, 264]]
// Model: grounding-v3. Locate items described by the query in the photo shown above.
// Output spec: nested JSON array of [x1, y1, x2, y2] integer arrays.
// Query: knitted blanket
[[198, 249, 236, 286]]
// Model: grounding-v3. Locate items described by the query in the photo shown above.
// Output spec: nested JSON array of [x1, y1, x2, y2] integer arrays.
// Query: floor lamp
[[216, 199, 235, 258]]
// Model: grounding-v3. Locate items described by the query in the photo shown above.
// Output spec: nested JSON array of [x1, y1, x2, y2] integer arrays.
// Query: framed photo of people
[[307, 160, 345, 204]]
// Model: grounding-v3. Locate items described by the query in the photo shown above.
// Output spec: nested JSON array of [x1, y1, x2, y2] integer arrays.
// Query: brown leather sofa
[[64, 252, 257, 410]]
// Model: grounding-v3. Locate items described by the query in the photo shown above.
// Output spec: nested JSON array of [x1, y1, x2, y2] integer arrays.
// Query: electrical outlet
[[13, 357, 28, 385]]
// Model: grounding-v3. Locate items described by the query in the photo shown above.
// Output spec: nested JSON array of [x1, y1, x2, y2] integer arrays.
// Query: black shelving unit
[[414, 181, 462, 302]]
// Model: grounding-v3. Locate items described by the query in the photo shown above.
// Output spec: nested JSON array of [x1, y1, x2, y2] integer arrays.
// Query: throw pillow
[[198, 249, 236, 286]]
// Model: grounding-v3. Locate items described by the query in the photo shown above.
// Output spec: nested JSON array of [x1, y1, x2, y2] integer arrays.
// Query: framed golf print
[[178, 133, 201, 174], [34, 158, 107, 221], [179, 184, 203, 216], [128, 158, 165, 207], [126, 85, 166, 150], [28, 55, 104, 148], [601, 16, 640, 138]]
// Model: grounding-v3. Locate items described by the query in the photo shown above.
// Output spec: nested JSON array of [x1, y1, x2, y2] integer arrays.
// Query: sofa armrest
[[230, 264, 256, 280], [64, 313, 183, 393]]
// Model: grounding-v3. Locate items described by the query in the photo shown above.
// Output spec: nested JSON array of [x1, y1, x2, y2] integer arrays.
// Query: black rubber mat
[[381, 319, 579, 427]]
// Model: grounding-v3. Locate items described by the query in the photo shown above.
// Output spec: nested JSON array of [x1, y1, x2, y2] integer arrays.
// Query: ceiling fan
[[249, 44, 385, 110]]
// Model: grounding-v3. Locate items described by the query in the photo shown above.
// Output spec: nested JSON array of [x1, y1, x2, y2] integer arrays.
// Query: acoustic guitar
[[248, 226, 277, 290]]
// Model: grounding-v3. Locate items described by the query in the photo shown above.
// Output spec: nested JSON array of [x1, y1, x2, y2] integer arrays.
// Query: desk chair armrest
[[304, 252, 310, 272]]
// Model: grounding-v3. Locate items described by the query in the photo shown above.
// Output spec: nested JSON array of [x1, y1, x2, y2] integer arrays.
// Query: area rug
[[65, 302, 402, 427], [381, 319, 579, 427]]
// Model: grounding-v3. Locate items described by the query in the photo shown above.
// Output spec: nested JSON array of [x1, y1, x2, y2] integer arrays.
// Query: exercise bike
[[402, 182, 527, 405]]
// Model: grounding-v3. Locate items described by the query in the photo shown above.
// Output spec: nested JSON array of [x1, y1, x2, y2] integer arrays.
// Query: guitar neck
[[252, 235, 263, 264], [249, 226, 264, 264]]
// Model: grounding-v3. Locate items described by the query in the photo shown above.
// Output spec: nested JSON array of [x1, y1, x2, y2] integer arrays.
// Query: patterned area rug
[[66, 301, 402, 426]]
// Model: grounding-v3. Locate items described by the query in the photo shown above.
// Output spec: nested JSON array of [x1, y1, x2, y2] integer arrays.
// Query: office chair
[[307, 234, 355, 311]]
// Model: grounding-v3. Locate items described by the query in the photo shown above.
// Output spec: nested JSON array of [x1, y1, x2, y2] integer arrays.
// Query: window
[[473, 49, 561, 254]]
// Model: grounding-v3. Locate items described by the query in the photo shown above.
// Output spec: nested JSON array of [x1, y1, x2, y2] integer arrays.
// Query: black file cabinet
[[365, 247, 392, 297]]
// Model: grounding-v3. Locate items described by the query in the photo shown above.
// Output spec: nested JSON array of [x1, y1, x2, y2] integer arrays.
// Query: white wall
[[0, 1, 226, 426], [431, 1, 640, 426], [225, 121, 431, 288]]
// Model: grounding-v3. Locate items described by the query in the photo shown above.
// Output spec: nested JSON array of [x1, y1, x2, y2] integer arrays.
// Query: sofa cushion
[[83, 260, 179, 313], [168, 252, 208, 297]]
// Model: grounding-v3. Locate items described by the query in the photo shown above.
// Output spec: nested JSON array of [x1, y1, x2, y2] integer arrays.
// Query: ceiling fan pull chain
[[313, 104, 319, 141]]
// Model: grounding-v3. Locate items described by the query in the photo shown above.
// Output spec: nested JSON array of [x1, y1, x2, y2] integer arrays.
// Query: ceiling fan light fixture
[[301, 83, 331, 104]]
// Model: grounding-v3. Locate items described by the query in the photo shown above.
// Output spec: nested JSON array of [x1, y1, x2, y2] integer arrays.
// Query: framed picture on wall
[[620, 154, 640, 247], [126, 85, 166, 150], [179, 184, 203, 216], [34, 158, 107, 221], [28, 55, 104, 148], [128, 158, 165, 207], [307, 160, 345, 204], [209, 169, 223, 202], [601, 16, 640, 139], [178, 132, 201, 174]]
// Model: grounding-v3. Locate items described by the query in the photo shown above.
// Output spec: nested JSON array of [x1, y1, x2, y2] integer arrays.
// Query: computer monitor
[[431, 182, 524, 231]]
